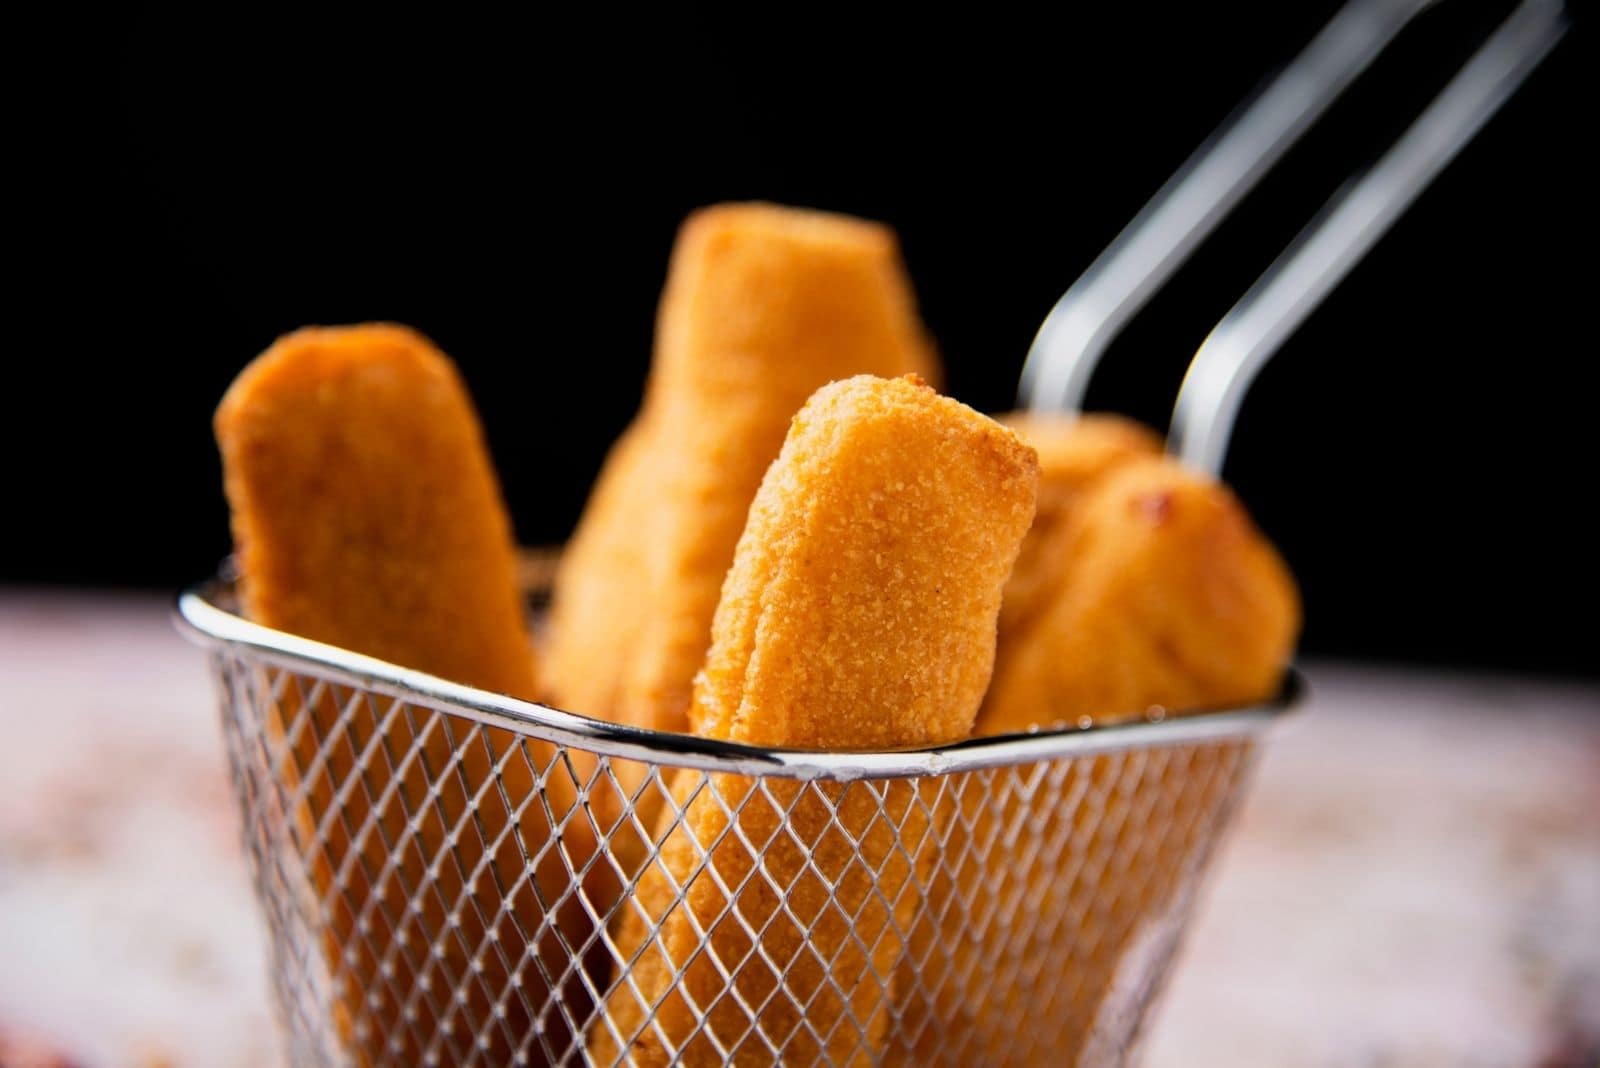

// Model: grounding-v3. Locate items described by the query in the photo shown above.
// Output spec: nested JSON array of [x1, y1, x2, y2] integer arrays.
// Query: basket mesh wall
[[211, 653, 1254, 1067]]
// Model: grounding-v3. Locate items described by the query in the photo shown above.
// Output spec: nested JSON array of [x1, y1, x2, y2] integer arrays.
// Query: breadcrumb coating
[[994, 412, 1163, 642], [546, 202, 941, 738], [980, 456, 1299, 731], [216, 323, 536, 694], [588, 375, 1038, 1066], [693, 375, 1038, 745], [544, 203, 943, 889], [216, 324, 592, 1065], [541, 415, 655, 718]]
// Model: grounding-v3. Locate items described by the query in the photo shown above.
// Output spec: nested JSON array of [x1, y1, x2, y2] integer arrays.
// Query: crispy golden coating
[[979, 456, 1299, 732], [994, 412, 1162, 643], [545, 203, 943, 887], [546, 202, 941, 739], [541, 415, 655, 719], [949, 456, 1298, 1066], [217, 323, 538, 695], [216, 324, 593, 1066], [587, 375, 1038, 1066]]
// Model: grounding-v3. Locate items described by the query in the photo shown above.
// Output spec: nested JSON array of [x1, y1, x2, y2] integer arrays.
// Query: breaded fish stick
[[546, 202, 940, 738], [958, 456, 1298, 1065], [980, 456, 1298, 732], [993, 412, 1162, 644], [545, 203, 942, 885], [541, 415, 655, 721], [587, 375, 1038, 1066], [218, 325, 539, 697], [216, 324, 593, 1066]]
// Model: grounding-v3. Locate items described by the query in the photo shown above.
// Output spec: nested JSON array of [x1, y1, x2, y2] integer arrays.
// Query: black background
[[8, 2, 1594, 678]]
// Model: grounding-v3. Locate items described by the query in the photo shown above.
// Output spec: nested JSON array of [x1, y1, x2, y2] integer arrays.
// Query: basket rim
[[175, 573, 1301, 780]]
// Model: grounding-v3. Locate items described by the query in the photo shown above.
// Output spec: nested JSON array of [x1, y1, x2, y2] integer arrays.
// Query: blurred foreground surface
[[1, 592, 1596, 1067]]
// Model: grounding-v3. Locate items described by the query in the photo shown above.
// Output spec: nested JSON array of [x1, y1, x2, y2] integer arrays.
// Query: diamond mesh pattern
[[211, 651, 1256, 1067]]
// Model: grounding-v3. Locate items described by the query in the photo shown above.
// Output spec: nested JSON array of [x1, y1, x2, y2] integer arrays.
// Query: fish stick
[[993, 412, 1162, 644], [587, 374, 1038, 1066], [545, 203, 941, 877], [549, 203, 940, 738], [944, 456, 1298, 1065], [980, 457, 1298, 732], [216, 324, 595, 1066], [541, 415, 655, 720]]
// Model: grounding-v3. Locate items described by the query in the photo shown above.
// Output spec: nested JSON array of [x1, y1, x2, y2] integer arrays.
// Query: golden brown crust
[[693, 374, 1039, 746], [588, 375, 1038, 1065], [216, 322, 537, 696], [216, 324, 593, 1066], [979, 456, 1300, 732], [650, 203, 941, 399], [994, 412, 1163, 642], [546, 202, 942, 740], [544, 204, 945, 898], [541, 416, 654, 717]]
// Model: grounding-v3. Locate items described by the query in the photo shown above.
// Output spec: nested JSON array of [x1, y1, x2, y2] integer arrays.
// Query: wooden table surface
[[2, 591, 1596, 1067]]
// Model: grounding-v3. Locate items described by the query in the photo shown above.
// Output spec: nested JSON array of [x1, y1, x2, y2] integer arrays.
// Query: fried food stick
[[993, 412, 1162, 645], [540, 415, 654, 725], [980, 456, 1298, 732], [586, 375, 1038, 1066], [217, 324, 595, 1067], [545, 202, 940, 736], [537, 415, 666, 927], [934, 456, 1298, 1065], [544, 203, 941, 884]]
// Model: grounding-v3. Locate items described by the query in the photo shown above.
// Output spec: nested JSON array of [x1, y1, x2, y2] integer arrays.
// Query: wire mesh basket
[[177, 568, 1293, 1068]]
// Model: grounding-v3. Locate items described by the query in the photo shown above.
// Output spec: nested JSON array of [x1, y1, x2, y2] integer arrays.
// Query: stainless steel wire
[[1020, 0, 1566, 482], [1019, 0, 1433, 415], [1170, 0, 1567, 474], [178, 575, 1293, 1066]]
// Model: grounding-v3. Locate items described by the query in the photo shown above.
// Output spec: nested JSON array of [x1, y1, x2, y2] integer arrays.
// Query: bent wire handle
[[1019, 0, 1432, 414], [1170, 0, 1566, 476]]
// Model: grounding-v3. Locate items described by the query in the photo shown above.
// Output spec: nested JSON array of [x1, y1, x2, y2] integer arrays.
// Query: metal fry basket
[[177, 570, 1292, 1067], [173, 0, 1566, 1061]]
